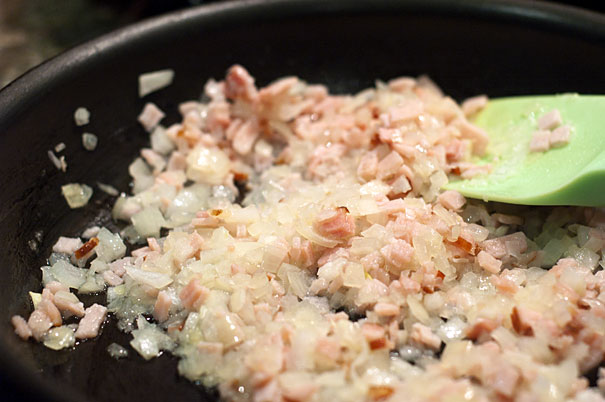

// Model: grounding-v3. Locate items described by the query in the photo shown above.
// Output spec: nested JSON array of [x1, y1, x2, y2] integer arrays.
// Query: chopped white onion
[[131, 206, 166, 238], [74, 107, 90, 126], [96, 228, 127, 263], [42, 260, 87, 289], [61, 183, 93, 208], [130, 316, 175, 359], [97, 182, 119, 196], [107, 343, 129, 359], [138, 69, 175, 98], [82, 133, 98, 151]]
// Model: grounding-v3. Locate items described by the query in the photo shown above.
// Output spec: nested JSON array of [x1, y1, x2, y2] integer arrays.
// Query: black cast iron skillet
[[1, 0, 605, 401]]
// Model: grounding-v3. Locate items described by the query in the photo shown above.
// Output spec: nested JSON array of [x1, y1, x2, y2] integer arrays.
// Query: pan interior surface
[[0, 1, 604, 400]]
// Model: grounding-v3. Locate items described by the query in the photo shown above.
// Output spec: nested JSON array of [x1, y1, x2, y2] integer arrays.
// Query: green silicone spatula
[[443, 94, 605, 207]]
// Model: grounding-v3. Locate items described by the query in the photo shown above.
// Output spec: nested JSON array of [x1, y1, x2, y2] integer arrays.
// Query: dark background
[[1, 0, 604, 88], [0, 0, 603, 400]]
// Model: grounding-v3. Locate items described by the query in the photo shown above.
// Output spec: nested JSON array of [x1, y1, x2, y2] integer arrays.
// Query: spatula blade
[[444, 95, 605, 206]]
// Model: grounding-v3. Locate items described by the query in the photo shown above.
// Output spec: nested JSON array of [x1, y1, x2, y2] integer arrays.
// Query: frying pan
[[1, 0, 605, 400]]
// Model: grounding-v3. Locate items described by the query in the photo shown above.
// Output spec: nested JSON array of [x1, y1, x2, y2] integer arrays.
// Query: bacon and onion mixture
[[13, 65, 605, 401]]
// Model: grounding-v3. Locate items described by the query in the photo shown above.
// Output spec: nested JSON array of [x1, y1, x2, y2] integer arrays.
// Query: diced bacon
[[445, 139, 466, 163], [397, 274, 421, 294], [550, 124, 570, 148], [259, 76, 298, 101], [131, 246, 151, 258], [438, 190, 466, 211], [377, 198, 406, 214], [481, 232, 526, 259], [486, 361, 520, 397], [390, 175, 411, 196], [110, 257, 131, 277], [304, 84, 328, 102], [357, 150, 378, 181], [315, 208, 356, 239], [75, 304, 107, 339], [420, 269, 445, 294], [374, 302, 400, 316], [459, 163, 491, 179], [53, 290, 85, 317], [27, 310, 52, 341], [315, 337, 341, 364], [492, 213, 523, 226], [103, 270, 124, 286], [11, 315, 32, 340], [253, 379, 281, 402], [343, 126, 368, 148], [180, 278, 209, 311], [74, 237, 99, 260], [529, 130, 550, 152], [153, 290, 172, 322], [410, 323, 441, 350], [461, 95, 488, 116], [491, 274, 518, 294], [184, 110, 203, 130], [178, 101, 200, 117], [138, 102, 165, 132], [204, 78, 225, 102], [167, 151, 187, 171], [280, 376, 317, 402], [456, 119, 488, 156], [481, 239, 506, 260], [357, 279, 389, 307], [465, 318, 500, 341], [224, 65, 259, 103], [52, 237, 83, 255], [449, 234, 477, 256], [538, 109, 562, 130], [147, 237, 161, 252], [378, 127, 398, 143], [307, 144, 347, 179], [156, 171, 186, 189], [388, 100, 423, 123], [169, 231, 204, 265], [510, 306, 540, 336], [232, 119, 259, 155], [368, 386, 395, 401], [181, 124, 202, 146], [141, 148, 166, 174], [192, 211, 220, 228], [503, 232, 527, 256], [381, 239, 413, 270], [362, 323, 386, 343], [45, 281, 69, 294], [39, 289, 62, 327], [376, 151, 404, 180], [82, 226, 101, 239], [476, 250, 502, 274], [289, 236, 315, 269], [317, 247, 349, 267]]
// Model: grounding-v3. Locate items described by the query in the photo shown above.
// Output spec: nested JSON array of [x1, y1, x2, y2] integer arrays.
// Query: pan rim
[[0, 0, 604, 401]]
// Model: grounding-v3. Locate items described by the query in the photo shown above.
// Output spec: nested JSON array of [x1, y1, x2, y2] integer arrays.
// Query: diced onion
[[125, 267, 173, 289], [74, 107, 90, 126], [138, 69, 175, 97], [61, 183, 93, 209], [43, 326, 76, 350], [82, 133, 98, 151]]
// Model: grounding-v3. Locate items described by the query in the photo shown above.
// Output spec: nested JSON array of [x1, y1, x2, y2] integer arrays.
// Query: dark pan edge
[[0, 0, 604, 401]]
